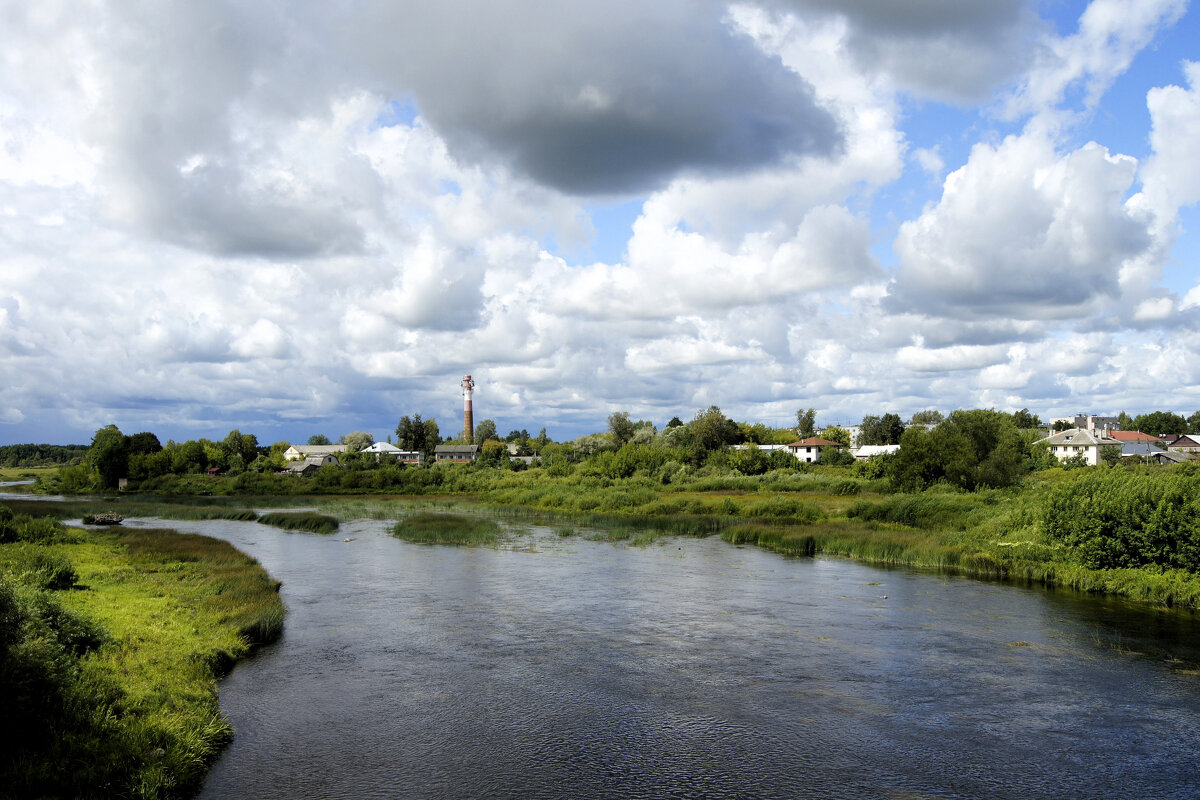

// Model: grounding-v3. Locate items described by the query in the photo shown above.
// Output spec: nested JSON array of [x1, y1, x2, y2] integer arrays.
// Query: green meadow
[[0, 508, 283, 799]]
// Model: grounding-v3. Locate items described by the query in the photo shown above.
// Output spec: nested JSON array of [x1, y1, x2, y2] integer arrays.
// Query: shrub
[[16, 551, 79, 590]]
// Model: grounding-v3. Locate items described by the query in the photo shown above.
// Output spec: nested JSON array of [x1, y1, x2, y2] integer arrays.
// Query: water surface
[[132, 518, 1200, 800]]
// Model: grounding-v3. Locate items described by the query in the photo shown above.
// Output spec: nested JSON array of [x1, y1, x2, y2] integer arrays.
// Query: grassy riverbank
[[24, 456, 1200, 611], [0, 508, 284, 799]]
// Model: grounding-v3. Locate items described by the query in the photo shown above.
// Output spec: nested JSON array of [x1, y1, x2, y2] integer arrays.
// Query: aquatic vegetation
[[256, 511, 339, 534], [393, 512, 502, 545]]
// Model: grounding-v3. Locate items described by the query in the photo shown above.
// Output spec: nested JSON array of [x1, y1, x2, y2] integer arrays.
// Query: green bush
[[15, 550, 79, 590], [744, 496, 825, 523], [1044, 469, 1200, 571]]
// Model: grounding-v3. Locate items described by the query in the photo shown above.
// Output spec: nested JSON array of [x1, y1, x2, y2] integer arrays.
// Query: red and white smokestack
[[461, 374, 476, 444]]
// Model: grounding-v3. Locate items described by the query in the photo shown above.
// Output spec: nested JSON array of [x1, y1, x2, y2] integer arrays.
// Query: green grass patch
[[256, 511, 339, 534], [393, 512, 502, 545], [0, 513, 284, 799]]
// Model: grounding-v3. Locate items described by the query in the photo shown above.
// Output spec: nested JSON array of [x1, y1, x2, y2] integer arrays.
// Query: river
[[111, 516, 1200, 799]]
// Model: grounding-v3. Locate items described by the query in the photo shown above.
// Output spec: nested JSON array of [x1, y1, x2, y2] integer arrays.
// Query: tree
[[127, 431, 162, 455], [86, 425, 128, 489], [421, 418, 441, 457], [687, 406, 739, 465], [1118, 410, 1135, 431], [823, 426, 852, 447], [608, 412, 635, 447], [474, 418, 498, 443], [478, 439, 510, 468], [859, 414, 904, 446], [171, 440, 207, 474], [909, 409, 944, 426], [796, 408, 817, 438], [666, 416, 683, 428], [729, 444, 769, 475], [1011, 408, 1041, 429], [1188, 411, 1200, 434], [340, 431, 374, 452], [887, 410, 1027, 492], [533, 428, 550, 453], [1100, 444, 1122, 467], [396, 414, 438, 458], [1052, 419, 1074, 431], [307, 434, 331, 445], [222, 429, 258, 463], [822, 446, 855, 467], [1133, 411, 1187, 437]]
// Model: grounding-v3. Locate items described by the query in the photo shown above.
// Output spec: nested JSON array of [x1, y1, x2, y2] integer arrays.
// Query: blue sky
[[1, 0, 1199, 446]]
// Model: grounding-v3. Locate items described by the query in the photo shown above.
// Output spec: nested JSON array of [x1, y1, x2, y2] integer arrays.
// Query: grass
[[392, 512, 503, 545], [256, 511, 339, 534], [19, 464, 1200, 611], [0, 466, 56, 482], [0, 514, 284, 799]]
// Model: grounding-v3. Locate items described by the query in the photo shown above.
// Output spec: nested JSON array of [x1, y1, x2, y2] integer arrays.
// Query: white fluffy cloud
[[890, 131, 1153, 318], [1005, 0, 1188, 119], [1, 0, 1200, 445]]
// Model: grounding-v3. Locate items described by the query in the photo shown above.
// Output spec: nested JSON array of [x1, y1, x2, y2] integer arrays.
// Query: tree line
[[0, 444, 88, 468]]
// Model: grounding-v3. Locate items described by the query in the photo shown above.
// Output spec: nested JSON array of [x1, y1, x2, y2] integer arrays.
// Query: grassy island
[[0, 507, 284, 799], [393, 512, 502, 545]]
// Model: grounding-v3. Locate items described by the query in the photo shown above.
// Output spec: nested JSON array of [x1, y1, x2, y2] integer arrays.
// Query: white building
[[785, 437, 847, 464], [283, 444, 348, 461], [1035, 428, 1121, 466]]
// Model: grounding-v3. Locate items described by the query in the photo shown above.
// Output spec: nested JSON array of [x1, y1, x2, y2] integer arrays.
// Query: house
[[1035, 428, 1121, 466], [362, 441, 401, 456], [1163, 434, 1200, 454], [785, 437, 847, 464], [283, 444, 348, 462], [434, 444, 480, 462], [1151, 450, 1194, 465], [1119, 440, 1163, 459], [852, 444, 900, 461], [361, 442, 424, 464], [284, 455, 340, 475]]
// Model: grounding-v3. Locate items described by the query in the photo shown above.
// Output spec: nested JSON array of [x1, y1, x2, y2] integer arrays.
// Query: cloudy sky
[[2, 0, 1199, 446]]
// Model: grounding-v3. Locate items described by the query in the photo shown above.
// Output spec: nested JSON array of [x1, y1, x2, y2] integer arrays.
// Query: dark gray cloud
[[761, 0, 1038, 101], [351, 0, 841, 194]]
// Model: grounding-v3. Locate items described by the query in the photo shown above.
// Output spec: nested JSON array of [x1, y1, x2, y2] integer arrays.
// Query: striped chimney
[[461, 374, 476, 444]]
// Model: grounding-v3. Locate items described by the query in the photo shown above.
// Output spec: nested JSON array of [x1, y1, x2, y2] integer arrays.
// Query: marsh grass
[[393, 512, 503, 545], [0, 517, 284, 799], [256, 511, 339, 534]]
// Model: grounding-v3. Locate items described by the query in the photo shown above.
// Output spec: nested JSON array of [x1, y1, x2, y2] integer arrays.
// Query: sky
[[2, 0, 1200, 446]]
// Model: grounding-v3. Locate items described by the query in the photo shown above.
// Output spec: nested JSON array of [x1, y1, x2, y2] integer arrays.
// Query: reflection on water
[[136, 517, 1200, 800]]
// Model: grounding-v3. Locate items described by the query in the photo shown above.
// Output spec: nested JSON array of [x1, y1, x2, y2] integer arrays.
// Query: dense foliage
[[0, 444, 88, 468], [886, 410, 1031, 491], [1044, 466, 1200, 571]]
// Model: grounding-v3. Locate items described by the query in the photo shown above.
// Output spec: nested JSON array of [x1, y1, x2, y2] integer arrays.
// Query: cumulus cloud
[[351, 1, 841, 195], [1005, 0, 1187, 119], [1138, 61, 1200, 228], [1, 0, 1199, 445], [890, 131, 1153, 318], [756, 0, 1039, 101]]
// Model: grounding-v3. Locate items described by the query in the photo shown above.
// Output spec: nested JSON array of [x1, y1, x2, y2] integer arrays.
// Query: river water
[[111, 517, 1200, 799]]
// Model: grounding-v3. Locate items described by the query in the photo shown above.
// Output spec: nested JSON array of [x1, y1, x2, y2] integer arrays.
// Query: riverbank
[[0, 510, 284, 799], [17, 461, 1200, 612]]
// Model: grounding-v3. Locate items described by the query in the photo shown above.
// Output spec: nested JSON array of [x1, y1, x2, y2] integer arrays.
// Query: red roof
[[1109, 431, 1164, 442], [787, 437, 846, 447]]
